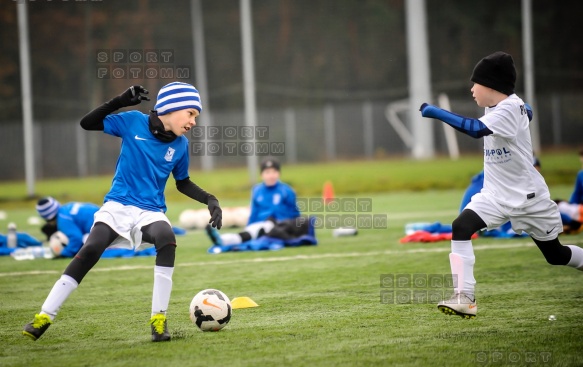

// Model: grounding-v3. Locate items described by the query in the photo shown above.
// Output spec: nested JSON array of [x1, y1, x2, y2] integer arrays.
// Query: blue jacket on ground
[[0, 232, 42, 255]]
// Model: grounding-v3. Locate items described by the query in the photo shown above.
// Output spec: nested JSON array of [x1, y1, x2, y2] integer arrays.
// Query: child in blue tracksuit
[[36, 197, 99, 258], [569, 149, 583, 204], [247, 159, 300, 225], [206, 158, 300, 248], [24, 82, 223, 342]]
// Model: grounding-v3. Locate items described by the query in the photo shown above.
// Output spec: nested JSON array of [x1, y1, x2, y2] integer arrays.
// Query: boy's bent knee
[[452, 209, 486, 241], [141, 221, 176, 247], [141, 221, 177, 267]]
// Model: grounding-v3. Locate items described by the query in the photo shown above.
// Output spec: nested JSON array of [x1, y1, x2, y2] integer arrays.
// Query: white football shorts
[[466, 193, 562, 241], [93, 201, 171, 250]]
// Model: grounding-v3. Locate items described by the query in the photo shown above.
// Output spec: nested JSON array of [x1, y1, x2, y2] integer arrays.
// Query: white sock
[[245, 220, 275, 239], [566, 245, 583, 270], [152, 266, 174, 316], [221, 233, 243, 245], [41, 274, 79, 320], [450, 240, 476, 297]]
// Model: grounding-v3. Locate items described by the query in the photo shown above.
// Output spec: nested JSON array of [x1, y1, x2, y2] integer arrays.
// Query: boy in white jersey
[[419, 51, 583, 318], [23, 82, 223, 341]]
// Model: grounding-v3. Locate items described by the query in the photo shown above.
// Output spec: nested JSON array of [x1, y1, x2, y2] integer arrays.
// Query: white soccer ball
[[49, 231, 69, 256], [178, 209, 198, 229], [232, 206, 250, 228], [193, 209, 212, 229], [179, 209, 211, 230], [189, 289, 232, 332], [221, 207, 236, 228]]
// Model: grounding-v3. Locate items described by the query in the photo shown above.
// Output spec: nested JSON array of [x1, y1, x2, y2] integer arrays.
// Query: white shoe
[[437, 293, 477, 319]]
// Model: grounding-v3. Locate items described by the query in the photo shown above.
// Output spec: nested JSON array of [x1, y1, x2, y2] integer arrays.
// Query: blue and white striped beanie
[[36, 197, 61, 220], [154, 82, 202, 115]]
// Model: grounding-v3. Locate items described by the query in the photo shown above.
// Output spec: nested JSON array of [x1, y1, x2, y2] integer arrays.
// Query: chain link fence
[[2, 93, 581, 180]]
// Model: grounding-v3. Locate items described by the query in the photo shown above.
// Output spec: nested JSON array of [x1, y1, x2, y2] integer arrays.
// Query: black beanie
[[470, 51, 516, 96], [260, 158, 281, 172]]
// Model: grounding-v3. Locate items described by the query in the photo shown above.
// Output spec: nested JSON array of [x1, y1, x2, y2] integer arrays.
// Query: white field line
[[0, 242, 535, 278], [386, 210, 458, 220]]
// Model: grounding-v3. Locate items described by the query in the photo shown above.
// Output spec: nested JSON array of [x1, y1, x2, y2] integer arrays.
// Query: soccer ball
[[220, 207, 236, 228], [189, 289, 232, 332], [232, 206, 251, 228], [178, 209, 210, 230], [49, 231, 69, 256]]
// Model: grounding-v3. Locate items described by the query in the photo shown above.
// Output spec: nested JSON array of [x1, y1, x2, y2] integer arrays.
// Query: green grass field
[[1, 156, 582, 366]]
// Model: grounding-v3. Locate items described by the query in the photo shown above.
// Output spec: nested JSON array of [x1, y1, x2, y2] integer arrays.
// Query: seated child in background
[[206, 158, 302, 250]]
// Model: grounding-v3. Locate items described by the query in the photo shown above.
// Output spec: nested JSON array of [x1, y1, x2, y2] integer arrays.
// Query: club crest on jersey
[[164, 147, 175, 162]]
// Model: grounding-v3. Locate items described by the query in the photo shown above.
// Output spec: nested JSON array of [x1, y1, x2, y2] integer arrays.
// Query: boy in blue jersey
[[23, 82, 222, 342], [420, 51, 583, 319], [206, 158, 300, 249], [36, 197, 99, 258]]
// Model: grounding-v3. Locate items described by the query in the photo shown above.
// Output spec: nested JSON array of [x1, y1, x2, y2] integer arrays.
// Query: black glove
[[207, 196, 223, 229], [114, 85, 150, 107]]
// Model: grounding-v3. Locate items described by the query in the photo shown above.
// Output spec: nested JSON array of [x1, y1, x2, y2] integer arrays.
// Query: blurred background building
[[1, 0, 581, 180]]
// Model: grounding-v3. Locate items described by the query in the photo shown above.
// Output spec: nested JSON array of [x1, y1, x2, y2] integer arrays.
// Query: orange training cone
[[323, 181, 335, 204]]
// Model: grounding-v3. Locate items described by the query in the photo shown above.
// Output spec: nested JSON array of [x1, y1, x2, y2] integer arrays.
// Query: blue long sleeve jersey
[[103, 111, 190, 213], [247, 181, 300, 225], [56, 202, 100, 257], [419, 103, 532, 139]]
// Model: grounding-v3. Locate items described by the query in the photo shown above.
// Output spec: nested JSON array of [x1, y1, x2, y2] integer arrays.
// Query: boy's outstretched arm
[[80, 86, 149, 131], [176, 178, 223, 229], [419, 103, 493, 139]]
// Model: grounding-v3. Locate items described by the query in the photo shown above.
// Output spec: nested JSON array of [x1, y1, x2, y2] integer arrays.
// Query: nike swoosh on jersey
[[134, 135, 147, 140], [546, 227, 556, 234]]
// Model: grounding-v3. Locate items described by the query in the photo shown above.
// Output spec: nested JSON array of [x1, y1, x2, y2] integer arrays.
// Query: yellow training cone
[[231, 297, 259, 309]]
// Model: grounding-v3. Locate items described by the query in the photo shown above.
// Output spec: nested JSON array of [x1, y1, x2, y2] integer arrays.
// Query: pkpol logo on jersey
[[484, 147, 511, 157]]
